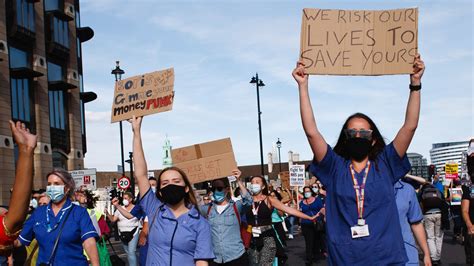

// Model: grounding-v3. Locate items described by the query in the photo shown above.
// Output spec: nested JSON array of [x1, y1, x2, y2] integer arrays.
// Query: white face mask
[[30, 199, 38, 209], [304, 192, 312, 199], [250, 184, 262, 195], [123, 199, 130, 207], [312, 187, 319, 194], [151, 186, 157, 193]]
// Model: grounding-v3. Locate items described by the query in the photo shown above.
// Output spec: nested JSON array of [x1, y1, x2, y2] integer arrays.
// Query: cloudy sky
[[80, 0, 473, 171]]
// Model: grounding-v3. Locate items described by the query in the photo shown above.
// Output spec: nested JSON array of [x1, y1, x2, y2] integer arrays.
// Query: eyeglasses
[[344, 129, 373, 140]]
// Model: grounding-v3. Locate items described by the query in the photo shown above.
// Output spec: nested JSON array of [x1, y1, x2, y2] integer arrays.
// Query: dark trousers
[[210, 252, 250, 266], [301, 223, 322, 263], [464, 228, 474, 265]]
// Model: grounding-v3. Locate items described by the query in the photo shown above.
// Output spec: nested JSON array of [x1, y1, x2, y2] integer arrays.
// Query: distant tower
[[163, 136, 173, 168]]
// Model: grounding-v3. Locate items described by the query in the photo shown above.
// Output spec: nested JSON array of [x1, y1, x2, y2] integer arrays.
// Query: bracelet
[[409, 84, 421, 91]]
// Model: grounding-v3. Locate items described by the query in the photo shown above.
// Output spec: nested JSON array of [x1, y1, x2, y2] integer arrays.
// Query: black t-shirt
[[461, 185, 474, 222]]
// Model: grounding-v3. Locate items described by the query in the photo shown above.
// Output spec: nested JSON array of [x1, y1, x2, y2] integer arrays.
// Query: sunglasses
[[344, 129, 373, 140], [211, 187, 225, 192]]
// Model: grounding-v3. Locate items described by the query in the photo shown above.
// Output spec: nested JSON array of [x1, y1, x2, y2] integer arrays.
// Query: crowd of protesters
[[0, 55, 474, 266]]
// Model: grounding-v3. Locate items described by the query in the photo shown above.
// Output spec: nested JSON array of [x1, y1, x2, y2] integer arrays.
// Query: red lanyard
[[350, 161, 370, 221]]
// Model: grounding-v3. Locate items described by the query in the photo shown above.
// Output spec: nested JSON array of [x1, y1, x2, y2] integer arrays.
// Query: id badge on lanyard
[[350, 162, 371, 239]]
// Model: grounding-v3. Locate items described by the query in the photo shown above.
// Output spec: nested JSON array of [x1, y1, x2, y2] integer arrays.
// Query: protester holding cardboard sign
[[129, 116, 214, 266], [200, 169, 252, 266], [245, 176, 317, 266], [293, 52, 424, 265]]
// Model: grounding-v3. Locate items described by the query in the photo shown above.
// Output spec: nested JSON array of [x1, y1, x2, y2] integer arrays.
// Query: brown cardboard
[[171, 138, 237, 184], [111, 68, 174, 123], [280, 171, 290, 190], [300, 8, 418, 75]]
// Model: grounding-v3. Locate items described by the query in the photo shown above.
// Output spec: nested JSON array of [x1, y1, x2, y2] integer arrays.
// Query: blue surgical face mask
[[312, 187, 319, 194], [304, 192, 312, 199], [151, 186, 157, 194], [250, 184, 262, 195], [46, 185, 65, 203], [213, 190, 226, 203]]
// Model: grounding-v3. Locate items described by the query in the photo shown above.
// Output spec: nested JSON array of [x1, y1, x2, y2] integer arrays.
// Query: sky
[[80, 0, 473, 171]]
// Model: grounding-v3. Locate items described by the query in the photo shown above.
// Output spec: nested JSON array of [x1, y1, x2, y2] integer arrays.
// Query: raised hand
[[410, 54, 425, 85], [9, 120, 37, 150], [128, 115, 143, 133], [231, 169, 242, 181], [292, 61, 309, 87], [111, 197, 120, 207]]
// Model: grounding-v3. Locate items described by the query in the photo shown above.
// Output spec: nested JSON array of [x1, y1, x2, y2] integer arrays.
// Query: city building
[[430, 141, 470, 176], [0, 0, 95, 204], [407, 152, 429, 179]]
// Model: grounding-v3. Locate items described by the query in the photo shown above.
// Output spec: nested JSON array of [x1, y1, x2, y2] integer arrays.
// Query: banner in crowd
[[111, 68, 174, 123], [445, 163, 459, 179], [70, 169, 97, 190], [171, 138, 237, 184], [300, 8, 418, 75], [289, 165, 305, 187], [449, 188, 462, 205]]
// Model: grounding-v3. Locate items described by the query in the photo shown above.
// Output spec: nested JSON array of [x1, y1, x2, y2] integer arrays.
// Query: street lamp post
[[111, 61, 125, 178], [250, 73, 265, 176], [125, 152, 134, 194], [276, 138, 282, 173]]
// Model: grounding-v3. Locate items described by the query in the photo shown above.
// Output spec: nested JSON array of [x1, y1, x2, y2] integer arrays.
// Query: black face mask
[[159, 184, 187, 205], [346, 137, 372, 162]]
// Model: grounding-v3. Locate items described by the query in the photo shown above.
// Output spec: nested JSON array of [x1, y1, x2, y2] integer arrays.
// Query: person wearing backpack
[[420, 183, 448, 265], [200, 169, 252, 266]]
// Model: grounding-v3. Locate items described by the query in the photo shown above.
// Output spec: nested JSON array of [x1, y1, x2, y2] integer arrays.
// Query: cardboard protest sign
[[111, 68, 174, 123], [300, 8, 418, 75], [280, 171, 290, 190], [171, 138, 237, 184], [449, 188, 462, 205], [290, 165, 306, 187]]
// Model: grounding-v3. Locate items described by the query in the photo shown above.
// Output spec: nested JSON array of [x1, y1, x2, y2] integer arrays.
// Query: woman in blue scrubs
[[17, 170, 99, 265], [129, 116, 214, 266], [292, 54, 425, 265], [395, 179, 431, 265]]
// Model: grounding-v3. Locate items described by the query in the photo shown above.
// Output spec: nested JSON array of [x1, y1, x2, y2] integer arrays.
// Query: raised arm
[[111, 198, 134, 219], [269, 196, 315, 221], [129, 116, 150, 198], [5, 121, 37, 233], [292, 61, 327, 163], [393, 54, 425, 157]]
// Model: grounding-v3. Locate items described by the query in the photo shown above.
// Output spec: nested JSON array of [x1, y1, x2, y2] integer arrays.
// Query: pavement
[[107, 229, 466, 266]]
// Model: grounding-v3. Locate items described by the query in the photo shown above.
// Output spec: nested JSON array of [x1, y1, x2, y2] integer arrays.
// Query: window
[[52, 150, 67, 169], [44, 0, 59, 11], [49, 90, 66, 129], [11, 78, 31, 122], [9, 46, 29, 68], [47, 61, 63, 81], [76, 37, 81, 58], [51, 16, 69, 48], [16, 0, 35, 32]]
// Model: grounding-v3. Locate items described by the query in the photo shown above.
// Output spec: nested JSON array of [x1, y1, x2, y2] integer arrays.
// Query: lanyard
[[349, 161, 370, 222], [252, 198, 266, 226], [46, 205, 68, 233]]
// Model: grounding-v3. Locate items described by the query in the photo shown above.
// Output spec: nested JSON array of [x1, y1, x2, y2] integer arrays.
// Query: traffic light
[[108, 188, 117, 200], [429, 164, 436, 177]]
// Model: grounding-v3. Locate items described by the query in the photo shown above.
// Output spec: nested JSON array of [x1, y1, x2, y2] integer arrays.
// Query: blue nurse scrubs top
[[309, 142, 411, 265], [18, 199, 98, 265], [140, 188, 214, 265], [395, 180, 423, 265]]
